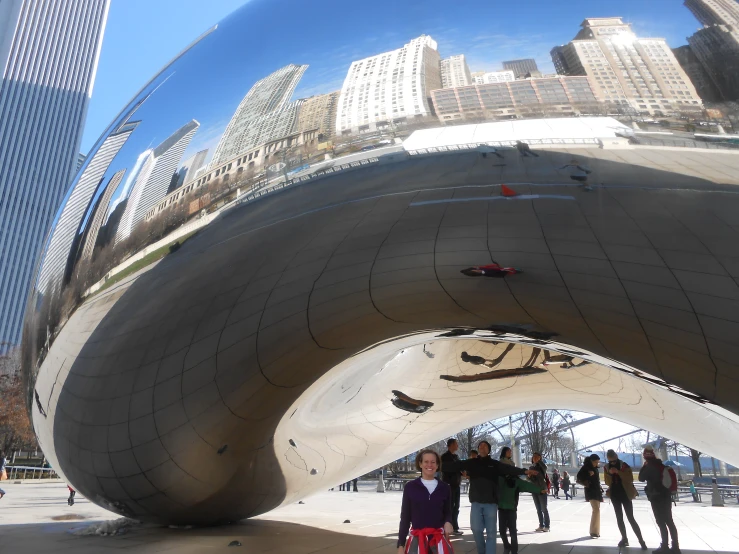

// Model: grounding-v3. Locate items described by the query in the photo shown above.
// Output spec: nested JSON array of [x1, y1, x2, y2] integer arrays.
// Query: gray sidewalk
[[1, 481, 738, 553]]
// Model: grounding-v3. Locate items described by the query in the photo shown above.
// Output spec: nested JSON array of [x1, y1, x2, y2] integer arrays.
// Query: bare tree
[[0, 348, 36, 454]]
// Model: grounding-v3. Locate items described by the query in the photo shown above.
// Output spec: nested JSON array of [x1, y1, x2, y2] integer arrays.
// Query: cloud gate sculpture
[[20, 0, 739, 525]]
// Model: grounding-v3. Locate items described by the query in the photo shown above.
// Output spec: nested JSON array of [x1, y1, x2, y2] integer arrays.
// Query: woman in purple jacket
[[397, 449, 455, 554]]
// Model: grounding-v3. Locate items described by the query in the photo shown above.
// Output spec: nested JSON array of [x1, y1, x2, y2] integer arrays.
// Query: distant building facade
[[672, 45, 722, 102], [297, 90, 340, 142], [473, 70, 516, 84], [336, 35, 442, 134], [211, 64, 307, 166], [430, 76, 598, 123], [116, 120, 199, 244], [502, 58, 540, 78], [684, 0, 739, 101], [551, 17, 703, 114], [171, 149, 208, 193], [79, 168, 126, 262], [441, 55, 472, 88], [36, 119, 139, 292], [0, 0, 109, 348], [684, 0, 739, 27]]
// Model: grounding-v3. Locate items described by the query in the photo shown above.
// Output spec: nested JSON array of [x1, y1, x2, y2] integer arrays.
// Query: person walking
[[639, 445, 680, 553], [551, 468, 561, 499], [577, 454, 603, 538], [397, 450, 454, 554], [441, 438, 464, 536], [498, 447, 546, 554], [460, 264, 523, 278], [67, 485, 76, 506], [442, 441, 538, 554], [527, 453, 550, 532], [0, 451, 7, 499], [561, 471, 572, 500], [560, 159, 592, 191], [604, 449, 647, 549], [516, 141, 539, 157]]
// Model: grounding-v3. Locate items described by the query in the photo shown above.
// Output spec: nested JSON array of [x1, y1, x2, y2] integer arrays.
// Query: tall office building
[[211, 64, 307, 166], [550, 18, 702, 114], [171, 149, 208, 192], [76, 153, 88, 173], [0, 0, 109, 349], [687, 25, 739, 100], [440, 55, 472, 88], [79, 169, 126, 262], [502, 58, 540, 78], [336, 35, 442, 134], [684, 0, 739, 101], [685, 0, 739, 27], [36, 120, 140, 292], [473, 70, 516, 84], [297, 91, 340, 140], [116, 120, 199, 244], [673, 45, 722, 101]]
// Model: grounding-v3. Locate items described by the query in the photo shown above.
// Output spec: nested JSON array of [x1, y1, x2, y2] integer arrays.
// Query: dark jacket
[[498, 475, 543, 511], [639, 458, 669, 500], [551, 471, 560, 486], [442, 456, 526, 504], [397, 478, 452, 547], [440, 451, 461, 487], [562, 475, 571, 491], [577, 461, 603, 502], [604, 459, 638, 500], [527, 460, 547, 491]]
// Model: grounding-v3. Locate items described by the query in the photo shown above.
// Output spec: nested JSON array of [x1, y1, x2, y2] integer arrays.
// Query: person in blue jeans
[[442, 441, 539, 554]]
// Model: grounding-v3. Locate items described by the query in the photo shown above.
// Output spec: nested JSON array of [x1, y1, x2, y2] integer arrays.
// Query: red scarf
[[405, 528, 454, 554]]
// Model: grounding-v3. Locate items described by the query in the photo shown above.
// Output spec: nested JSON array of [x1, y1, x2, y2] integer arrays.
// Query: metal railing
[[5, 465, 59, 480]]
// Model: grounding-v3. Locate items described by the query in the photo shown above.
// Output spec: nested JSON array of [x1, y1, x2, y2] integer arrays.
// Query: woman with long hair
[[561, 471, 572, 500], [577, 454, 604, 538], [528, 453, 550, 532], [498, 447, 545, 554], [397, 449, 455, 554]]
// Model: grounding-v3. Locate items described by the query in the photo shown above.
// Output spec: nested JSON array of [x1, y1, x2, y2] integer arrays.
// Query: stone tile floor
[[1, 481, 737, 553]]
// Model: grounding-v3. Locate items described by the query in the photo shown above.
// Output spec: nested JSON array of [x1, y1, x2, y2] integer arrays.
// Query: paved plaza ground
[[1, 481, 738, 553]]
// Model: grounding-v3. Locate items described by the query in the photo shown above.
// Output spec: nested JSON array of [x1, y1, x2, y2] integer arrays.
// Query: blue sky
[[82, 0, 703, 153]]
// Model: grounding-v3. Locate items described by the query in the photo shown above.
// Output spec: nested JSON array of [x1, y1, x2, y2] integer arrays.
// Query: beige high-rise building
[[297, 91, 339, 140], [551, 17, 702, 114], [685, 0, 739, 27], [440, 55, 472, 88]]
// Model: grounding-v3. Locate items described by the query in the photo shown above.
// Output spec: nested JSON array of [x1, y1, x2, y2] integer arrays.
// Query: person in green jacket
[[497, 447, 546, 554]]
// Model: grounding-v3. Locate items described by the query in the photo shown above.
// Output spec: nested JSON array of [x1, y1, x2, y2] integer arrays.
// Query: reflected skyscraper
[[116, 120, 200, 244], [502, 58, 540, 79], [171, 149, 208, 192], [551, 18, 702, 114], [36, 120, 139, 292], [79, 169, 127, 262], [211, 64, 307, 166], [685, 0, 739, 101], [0, 0, 109, 349], [336, 35, 442, 134], [440, 55, 472, 88]]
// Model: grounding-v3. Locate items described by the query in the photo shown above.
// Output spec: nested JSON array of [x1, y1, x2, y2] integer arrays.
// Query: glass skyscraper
[[0, 0, 110, 351]]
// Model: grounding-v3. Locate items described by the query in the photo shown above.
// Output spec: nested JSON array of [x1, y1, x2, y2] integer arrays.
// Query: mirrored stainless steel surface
[[20, 0, 739, 525]]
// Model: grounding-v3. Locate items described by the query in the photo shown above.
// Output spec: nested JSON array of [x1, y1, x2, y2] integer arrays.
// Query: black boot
[[618, 538, 629, 547], [653, 545, 670, 554], [671, 544, 681, 554]]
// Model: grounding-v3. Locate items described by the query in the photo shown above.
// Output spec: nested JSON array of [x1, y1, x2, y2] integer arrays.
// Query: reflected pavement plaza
[[19, 0, 739, 526]]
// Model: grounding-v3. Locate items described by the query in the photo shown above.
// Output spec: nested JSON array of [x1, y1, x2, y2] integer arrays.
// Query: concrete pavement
[[1, 481, 738, 553]]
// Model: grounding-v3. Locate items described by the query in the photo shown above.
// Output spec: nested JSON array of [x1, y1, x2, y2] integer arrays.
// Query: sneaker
[[618, 539, 629, 547], [451, 530, 463, 536], [535, 526, 545, 532], [543, 527, 550, 532]]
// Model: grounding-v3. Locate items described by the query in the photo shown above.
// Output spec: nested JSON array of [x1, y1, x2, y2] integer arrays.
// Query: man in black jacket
[[442, 441, 538, 554], [639, 445, 679, 554], [441, 438, 463, 535]]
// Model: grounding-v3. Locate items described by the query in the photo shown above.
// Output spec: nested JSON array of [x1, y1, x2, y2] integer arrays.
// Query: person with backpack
[[639, 445, 680, 553], [604, 449, 647, 549], [498, 447, 547, 554], [577, 454, 603, 538], [527, 453, 550, 532]]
